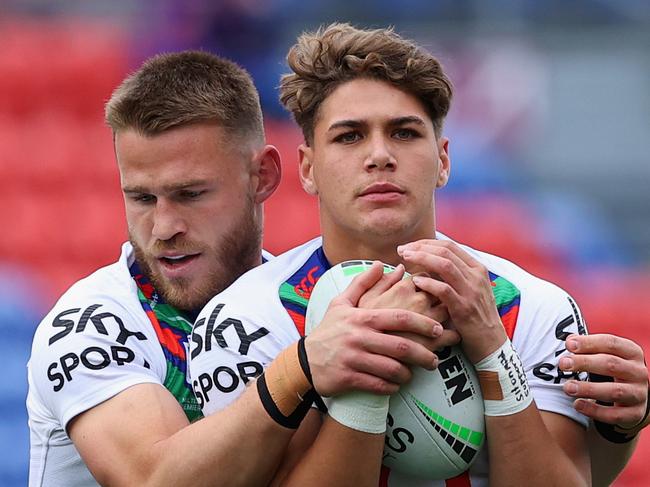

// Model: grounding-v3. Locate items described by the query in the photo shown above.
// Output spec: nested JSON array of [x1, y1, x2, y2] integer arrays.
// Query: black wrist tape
[[257, 374, 318, 429], [297, 337, 313, 385], [255, 338, 317, 429]]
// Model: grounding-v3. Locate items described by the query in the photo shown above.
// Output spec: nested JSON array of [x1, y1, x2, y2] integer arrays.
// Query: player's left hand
[[559, 333, 649, 429], [397, 239, 507, 364]]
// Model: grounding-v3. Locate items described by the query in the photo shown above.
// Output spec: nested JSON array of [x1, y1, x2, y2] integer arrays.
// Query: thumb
[[338, 261, 385, 306]]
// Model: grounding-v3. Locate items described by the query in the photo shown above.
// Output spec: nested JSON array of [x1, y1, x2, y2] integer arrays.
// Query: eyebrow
[[327, 115, 427, 132], [327, 119, 365, 132], [123, 180, 208, 194]]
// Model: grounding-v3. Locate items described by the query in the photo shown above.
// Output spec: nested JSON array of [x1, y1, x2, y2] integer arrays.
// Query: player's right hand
[[358, 264, 460, 361], [305, 262, 450, 397]]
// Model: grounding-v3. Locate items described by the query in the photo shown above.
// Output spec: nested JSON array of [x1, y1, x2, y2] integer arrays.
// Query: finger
[[565, 334, 645, 361], [355, 307, 442, 338], [363, 330, 438, 370], [360, 264, 406, 303], [559, 353, 647, 382], [563, 379, 646, 407], [338, 261, 385, 306], [379, 263, 406, 290], [410, 275, 461, 310], [390, 329, 461, 352], [409, 273, 442, 304], [400, 249, 469, 290], [388, 278, 439, 317], [360, 270, 420, 310], [342, 372, 401, 396], [432, 329, 462, 350], [345, 351, 414, 385], [572, 398, 645, 427], [428, 304, 449, 324], [400, 239, 480, 270]]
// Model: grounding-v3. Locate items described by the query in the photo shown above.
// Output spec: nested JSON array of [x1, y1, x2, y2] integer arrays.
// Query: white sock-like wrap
[[474, 339, 533, 416], [325, 392, 390, 434]]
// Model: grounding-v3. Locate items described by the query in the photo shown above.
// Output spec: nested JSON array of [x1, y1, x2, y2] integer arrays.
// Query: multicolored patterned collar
[[279, 246, 521, 341], [129, 260, 203, 422]]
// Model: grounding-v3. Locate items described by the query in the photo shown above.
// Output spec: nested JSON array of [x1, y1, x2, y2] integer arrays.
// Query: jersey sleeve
[[29, 297, 163, 430], [514, 286, 589, 427], [189, 293, 298, 417]]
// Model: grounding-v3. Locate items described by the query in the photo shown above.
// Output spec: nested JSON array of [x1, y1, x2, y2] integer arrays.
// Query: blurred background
[[2, 0, 649, 485]]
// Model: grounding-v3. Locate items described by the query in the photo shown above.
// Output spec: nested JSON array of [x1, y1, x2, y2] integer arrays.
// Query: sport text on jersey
[[533, 296, 589, 384], [47, 304, 149, 392], [191, 303, 269, 409]]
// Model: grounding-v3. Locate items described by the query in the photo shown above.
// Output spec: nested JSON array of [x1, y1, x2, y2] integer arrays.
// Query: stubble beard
[[130, 200, 263, 313]]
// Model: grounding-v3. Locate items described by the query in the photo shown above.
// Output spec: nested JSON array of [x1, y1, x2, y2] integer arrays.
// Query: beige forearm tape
[[265, 342, 312, 416], [256, 338, 316, 428]]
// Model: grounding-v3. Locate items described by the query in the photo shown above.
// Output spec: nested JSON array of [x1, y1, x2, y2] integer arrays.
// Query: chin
[[163, 282, 211, 312], [363, 218, 412, 238]]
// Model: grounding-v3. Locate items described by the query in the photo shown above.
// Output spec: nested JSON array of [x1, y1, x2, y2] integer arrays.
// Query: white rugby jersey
[[189, 234, 589, 486], [27, 243, 168, 487]]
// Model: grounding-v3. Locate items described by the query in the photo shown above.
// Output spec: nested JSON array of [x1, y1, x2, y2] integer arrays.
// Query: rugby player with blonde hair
[[27, 49, 442, 486]]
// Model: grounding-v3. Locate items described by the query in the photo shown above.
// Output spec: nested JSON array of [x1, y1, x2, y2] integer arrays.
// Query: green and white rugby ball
[[305, 260, 485, 479]]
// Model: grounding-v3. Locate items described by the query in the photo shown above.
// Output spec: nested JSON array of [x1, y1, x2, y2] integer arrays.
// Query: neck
[[321, 225, 436, 269]]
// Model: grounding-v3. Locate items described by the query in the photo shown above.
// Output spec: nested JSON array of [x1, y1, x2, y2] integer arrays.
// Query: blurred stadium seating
[[2, 11, 648, 487]]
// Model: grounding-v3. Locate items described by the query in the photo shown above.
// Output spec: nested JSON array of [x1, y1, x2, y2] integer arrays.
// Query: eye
[[131, 194, 155, 204], [334, 131, 362, 144], [393, 128, 419, 140], [179, 190, 204, 200]]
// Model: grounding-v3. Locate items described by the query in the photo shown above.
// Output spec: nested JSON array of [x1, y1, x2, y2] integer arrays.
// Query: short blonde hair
[[106, 50, 263, 143]]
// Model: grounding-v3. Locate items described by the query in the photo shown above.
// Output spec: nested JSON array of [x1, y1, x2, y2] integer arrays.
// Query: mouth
[[156, 253, 202, 273], [358, 182, 405, 202]]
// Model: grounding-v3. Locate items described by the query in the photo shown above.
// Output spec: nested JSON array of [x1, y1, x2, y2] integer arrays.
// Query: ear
[[435, 137, 451, 189], [250, 145, 282, 204], [298, 143, 318, 195]]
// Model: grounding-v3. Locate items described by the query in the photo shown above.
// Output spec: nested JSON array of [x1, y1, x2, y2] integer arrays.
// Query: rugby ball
[[305, 260, 485, 479]]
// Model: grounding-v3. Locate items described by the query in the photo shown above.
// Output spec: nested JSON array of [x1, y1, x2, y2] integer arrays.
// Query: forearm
[[587, 424, 638, 487], [486, 406, 589, 487], [148, 385, 294, 487], [278, 415, 384, 487]]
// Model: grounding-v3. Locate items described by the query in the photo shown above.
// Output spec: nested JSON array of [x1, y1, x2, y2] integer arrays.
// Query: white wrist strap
[[326, 392, 389, 434], [474, 339, 533, 416]]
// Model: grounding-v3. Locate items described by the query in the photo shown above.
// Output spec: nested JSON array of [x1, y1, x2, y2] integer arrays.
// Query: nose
[[364, 134, 396, 171], [151, 199, 187, 241]]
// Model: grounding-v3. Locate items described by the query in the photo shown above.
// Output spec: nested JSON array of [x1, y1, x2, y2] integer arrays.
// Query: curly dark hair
[[280, 23, 453, 144]]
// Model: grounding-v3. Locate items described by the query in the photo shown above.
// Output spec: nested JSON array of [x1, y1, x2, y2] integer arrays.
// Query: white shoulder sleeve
[[28, 297, 163, 430], [513, 286, 589, 427], [189, 293, 298, 416]]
